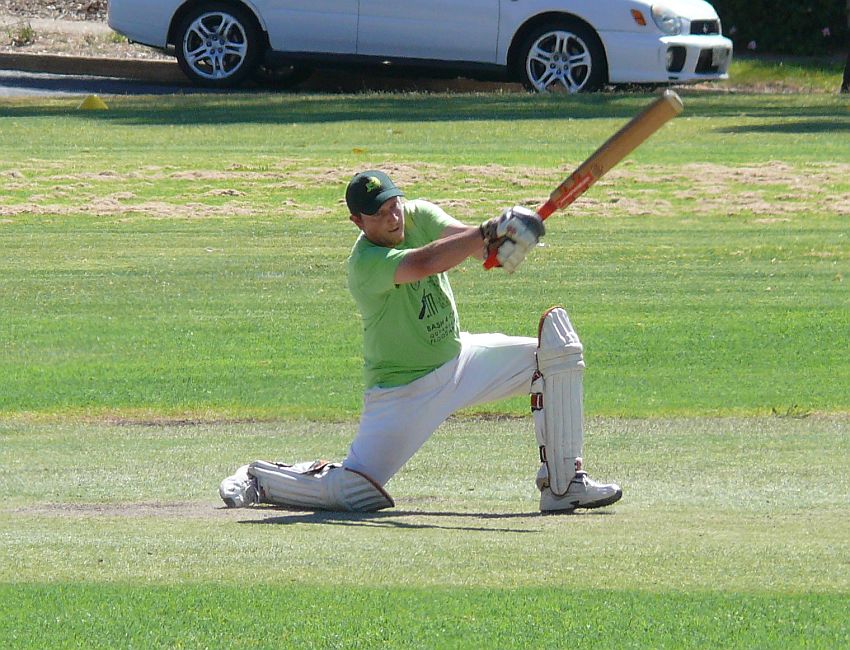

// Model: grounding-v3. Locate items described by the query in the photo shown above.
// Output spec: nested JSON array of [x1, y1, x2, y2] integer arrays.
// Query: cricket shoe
[[219, 464, 259, 508], [539, 471, 622, 514]]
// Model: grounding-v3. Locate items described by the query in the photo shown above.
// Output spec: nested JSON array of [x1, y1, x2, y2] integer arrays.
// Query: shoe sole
[[541, 488, 623, 514], [579, 488, 623, 509]]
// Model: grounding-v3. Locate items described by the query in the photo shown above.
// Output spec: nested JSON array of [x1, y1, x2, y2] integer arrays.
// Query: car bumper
[[601, 32, 733, 84]]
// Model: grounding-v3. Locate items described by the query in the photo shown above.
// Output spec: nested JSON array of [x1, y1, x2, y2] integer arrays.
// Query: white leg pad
[[532, 307, 585, 497], [219, 464, 258, 508], [248, 460, 394, 512]]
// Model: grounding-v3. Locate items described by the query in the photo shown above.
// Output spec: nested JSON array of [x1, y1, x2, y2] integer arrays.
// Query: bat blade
[[484, 89, 683, 269]]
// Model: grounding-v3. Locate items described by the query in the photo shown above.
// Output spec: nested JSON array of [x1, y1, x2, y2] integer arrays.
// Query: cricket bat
[[484, 89, 684, 269]]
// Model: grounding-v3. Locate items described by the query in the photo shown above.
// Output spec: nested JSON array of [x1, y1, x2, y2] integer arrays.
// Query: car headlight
[[651, 5, 682, 35]]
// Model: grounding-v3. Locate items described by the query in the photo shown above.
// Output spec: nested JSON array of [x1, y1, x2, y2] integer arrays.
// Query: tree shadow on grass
[[4, 86, 849, 126], [716, 119, 850, 134], [0, 91, 645, 125], [236, 507, 614, 532]]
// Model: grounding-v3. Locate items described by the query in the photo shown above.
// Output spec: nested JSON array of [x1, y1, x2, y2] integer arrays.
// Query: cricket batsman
[[219, 170, 622, 513]]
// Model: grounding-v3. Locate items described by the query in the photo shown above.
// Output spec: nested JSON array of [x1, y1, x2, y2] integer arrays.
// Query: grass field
[[1, 86, 849, 647], [722, 55, 848, 93]]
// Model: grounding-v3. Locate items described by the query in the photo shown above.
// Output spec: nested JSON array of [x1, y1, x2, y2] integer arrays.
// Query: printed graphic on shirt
[[414, 276, 454, 344]]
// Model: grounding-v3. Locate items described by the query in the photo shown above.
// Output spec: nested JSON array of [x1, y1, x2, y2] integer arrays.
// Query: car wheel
[[175, 2, 261, 88], [518, 20, 606, 93]]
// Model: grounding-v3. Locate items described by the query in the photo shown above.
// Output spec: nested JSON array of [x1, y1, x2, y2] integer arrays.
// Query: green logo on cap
[[365, 176, 382, 193]]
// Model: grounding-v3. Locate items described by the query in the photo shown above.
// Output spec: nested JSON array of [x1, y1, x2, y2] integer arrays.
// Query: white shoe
[[539, 471, 622, 513], [219, 464, 259, 508]]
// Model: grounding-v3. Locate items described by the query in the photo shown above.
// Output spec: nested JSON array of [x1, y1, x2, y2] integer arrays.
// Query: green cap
[[345, 170, 404, 216]]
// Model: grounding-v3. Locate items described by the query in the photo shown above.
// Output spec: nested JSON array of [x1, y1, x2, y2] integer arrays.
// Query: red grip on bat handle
[[482, 249, 501, 269], [482, 199, 556, 269]]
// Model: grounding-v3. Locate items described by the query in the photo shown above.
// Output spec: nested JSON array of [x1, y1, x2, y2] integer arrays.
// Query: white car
[[108, 0, 732, 92]]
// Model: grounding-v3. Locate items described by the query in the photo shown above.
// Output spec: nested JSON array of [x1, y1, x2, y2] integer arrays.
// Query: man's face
[[351, 196, 405, 247]]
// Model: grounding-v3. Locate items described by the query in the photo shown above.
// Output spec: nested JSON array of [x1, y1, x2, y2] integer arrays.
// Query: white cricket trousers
[[342, 332, 537, 486]]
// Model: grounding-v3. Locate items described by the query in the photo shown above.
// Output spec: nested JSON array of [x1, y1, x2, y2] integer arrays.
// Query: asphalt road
[[0, 68, 202, 97]]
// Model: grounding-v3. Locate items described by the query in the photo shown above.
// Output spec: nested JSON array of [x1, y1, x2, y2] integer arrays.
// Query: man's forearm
[[394, 226, 484, 284]]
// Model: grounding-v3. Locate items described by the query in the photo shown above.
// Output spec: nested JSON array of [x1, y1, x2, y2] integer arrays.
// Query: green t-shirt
[[347, 199, 463, 389]]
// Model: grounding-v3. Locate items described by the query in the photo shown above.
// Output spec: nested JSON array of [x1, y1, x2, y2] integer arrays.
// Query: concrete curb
[[0, 51, 185, 83]]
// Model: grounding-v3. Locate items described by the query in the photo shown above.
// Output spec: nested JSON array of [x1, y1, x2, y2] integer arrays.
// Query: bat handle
[[483, 248, 500, 269], [482, 199, 556, 269], [536, 199, 557, 220]]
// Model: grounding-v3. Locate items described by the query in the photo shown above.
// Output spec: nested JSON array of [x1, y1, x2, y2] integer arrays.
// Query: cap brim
[[363, 188, 404, 215]]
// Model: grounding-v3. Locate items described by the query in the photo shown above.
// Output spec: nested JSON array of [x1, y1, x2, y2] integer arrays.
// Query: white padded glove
[[480, 206, 545, 273]]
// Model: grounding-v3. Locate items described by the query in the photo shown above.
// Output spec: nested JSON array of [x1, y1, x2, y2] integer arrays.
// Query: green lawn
[[1, 92, 848, 418], [0, 90, 848, 647], [723, 55, 848, 93], [1, 416, 848, 647], [2, 585, 846, 649]]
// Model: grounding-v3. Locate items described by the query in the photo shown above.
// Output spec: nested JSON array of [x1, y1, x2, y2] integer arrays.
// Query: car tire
[[175, 2, 261, 88], [517, 19, 607, 93]]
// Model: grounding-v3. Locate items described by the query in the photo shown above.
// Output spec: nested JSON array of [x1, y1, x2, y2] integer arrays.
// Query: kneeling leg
[[219, 460, 394, 512]]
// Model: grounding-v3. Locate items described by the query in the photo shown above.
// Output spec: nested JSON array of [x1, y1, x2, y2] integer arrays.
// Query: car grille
[[695, 49, 720, 73], [691, 20, 720, 35]]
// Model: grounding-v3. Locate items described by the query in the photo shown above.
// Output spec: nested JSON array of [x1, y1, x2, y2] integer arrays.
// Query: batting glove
[[480, 206, 545, 273]]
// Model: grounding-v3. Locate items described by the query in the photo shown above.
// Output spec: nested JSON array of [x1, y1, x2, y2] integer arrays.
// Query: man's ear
[[350, 213, 364, 230]]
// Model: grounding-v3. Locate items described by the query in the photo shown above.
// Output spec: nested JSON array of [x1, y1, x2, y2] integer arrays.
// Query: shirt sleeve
[[409, 199, 465, 239], [350, 244, 409, 296]]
